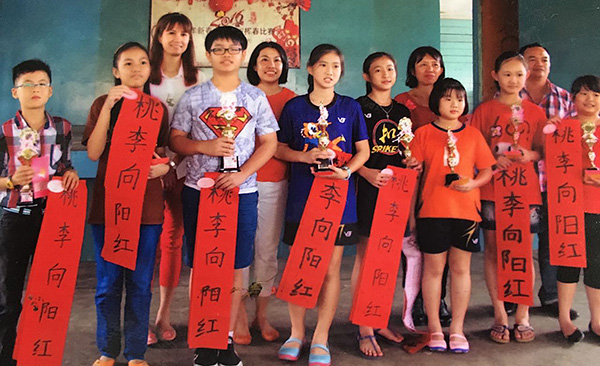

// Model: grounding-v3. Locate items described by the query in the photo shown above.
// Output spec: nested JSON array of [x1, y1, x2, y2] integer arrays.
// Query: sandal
[[514, 324, 535, 343], [93, 359, 115, 366], [357, 333, 382, 359], [157, 327, 176, 342], [563, 328, 584, 343], [589, 322, 600, 340], [449, 334, 469, 353], [308, 344, 331, 366], [490, 324, 510, 344], [147, 329, 158, 346], [427, 332, 447, 352], [278, 337, 304, 361], [374, 328, 404, 345]]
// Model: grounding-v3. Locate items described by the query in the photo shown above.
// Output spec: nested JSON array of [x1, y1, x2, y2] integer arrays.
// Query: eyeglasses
[[14, 82, 51, 89], [209, 47, 243, 55]]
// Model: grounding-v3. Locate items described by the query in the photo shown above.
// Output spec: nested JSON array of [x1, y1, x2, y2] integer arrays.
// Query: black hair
[[204, 26, 248, 52], [307, 44, 345, 93], [246, 41, 289, 86], [362, 52, 396, 94], [429, 78, 469, 116], [405, 46, 445, 88], [519, 42, 549, 56], [493, 51, 527, 90], [12, 59, 52, 85], [112, 42, 151, 93], [571, 75, 600, 95]]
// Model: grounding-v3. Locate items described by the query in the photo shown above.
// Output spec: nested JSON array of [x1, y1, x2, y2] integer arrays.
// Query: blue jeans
[[182, 186, 257, 269], [92, 224, 161, 361]]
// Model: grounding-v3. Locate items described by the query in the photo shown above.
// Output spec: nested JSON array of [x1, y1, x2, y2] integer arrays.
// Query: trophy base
[[504, 149, 523, 161], [585, 168, 600, 179], [220, 156, 241, 173], [314, 158, 333, 172], [445, 173, 460, 187]]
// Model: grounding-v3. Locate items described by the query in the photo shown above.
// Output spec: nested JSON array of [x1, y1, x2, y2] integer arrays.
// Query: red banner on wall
[[350, 166, 417, 329], [102, 91, 163, 270], [14, 180, 87, 366], [546, 120, 586, 267], [277, 178, 349, 309], [494, 163, 534, 306], [188, 173, 239, 350]]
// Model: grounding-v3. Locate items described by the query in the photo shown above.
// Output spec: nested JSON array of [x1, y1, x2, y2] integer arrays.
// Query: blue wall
[[519, 1, 600, 91], [0, 0, 440, 260]]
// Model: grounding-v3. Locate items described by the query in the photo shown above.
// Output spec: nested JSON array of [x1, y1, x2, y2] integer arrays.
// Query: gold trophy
[[314, 104, 334, 172], [505, 103, 524, 160], [17, 127, 40, 203], [397, 117, 414, 160], [445, 130, 461, 186], [216, 93, 240, 173], [582, 121, 600, 178]]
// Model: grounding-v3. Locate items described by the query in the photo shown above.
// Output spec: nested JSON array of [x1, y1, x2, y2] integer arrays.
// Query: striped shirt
[[0, 111, 73, 208]]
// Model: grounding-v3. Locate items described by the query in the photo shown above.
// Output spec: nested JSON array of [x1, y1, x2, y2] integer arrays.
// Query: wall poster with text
[[150, 0, 303, 68]]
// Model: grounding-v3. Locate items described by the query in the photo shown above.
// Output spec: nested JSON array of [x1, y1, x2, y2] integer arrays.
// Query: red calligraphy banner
[[102, 91, 163, 270], [276, 178, 349, 309], [14, 180, 87, 366], [494, 163, 534, 306], [188, 173, 239, 350], [350, 166, 417, 328], [493, 162, 542, 205], [546, 120, 586, 267]]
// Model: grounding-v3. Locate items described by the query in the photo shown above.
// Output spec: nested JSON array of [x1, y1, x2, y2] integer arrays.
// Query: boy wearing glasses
[[170, 26, 278, 366], [0, 59, 78, 366]]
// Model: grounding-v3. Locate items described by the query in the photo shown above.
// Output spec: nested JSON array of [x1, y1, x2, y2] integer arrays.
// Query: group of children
[[0, 14, 599, 366]]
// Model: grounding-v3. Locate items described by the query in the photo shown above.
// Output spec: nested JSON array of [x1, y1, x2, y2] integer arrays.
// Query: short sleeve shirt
[[411, 123, 496, 221], [171, 80, 279, 194], [278, 94, 369, 224], [395, 92, 438, 131], [471, 99, 546, 201]]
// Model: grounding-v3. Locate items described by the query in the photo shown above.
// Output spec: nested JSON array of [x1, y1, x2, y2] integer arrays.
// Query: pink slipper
[[428, 332, 447, 352], [449, 334, 469, 353], [147, 329, 158, 346]]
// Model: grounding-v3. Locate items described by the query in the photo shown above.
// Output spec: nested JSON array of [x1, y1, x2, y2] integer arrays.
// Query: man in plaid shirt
[[0, 59, 79, 366], [519, 43, 579, 320]]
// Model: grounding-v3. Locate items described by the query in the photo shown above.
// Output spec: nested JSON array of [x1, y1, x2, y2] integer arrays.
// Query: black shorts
[[557, 214, 600, 289], [416, 218, 481, 254], [283, 221, 359, 246]]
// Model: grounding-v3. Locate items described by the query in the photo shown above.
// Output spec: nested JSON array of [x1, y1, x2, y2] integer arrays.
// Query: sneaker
[[194, 348, 219, 366], [217, 338, 243, 366]]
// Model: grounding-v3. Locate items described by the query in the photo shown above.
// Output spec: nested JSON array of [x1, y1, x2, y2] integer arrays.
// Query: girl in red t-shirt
[[232, 41, 296, 345], [556, 75, 600, 342], [471, 52, 546, 345], [411, 78, 495, 353]]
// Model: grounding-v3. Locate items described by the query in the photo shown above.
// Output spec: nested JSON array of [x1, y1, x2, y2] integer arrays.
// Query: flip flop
[[490, 324, 510, 344], [147, 329, 158, 346], [93, 359, 115, 366], [589, 322, 600, 340], [357, 333, 382, 359], [427, 332, 447, 352], [514, 324, 535, 343], [158, 327, 176, 342], [563, 328, 584, 343], [374, 328, 404, 345], [449, 334, 469, 353]]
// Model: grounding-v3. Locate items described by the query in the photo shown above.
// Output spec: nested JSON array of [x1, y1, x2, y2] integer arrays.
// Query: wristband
[[341, 166, 351, 180]]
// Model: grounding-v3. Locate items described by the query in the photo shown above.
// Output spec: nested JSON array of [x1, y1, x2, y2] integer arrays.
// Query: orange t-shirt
[[256, 87, 296, 182], [471, 99, 546, 201], [411, 123, 496, 221], [395, 92, 438, 131]]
